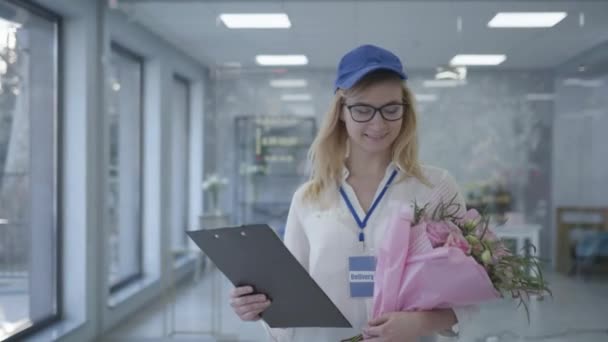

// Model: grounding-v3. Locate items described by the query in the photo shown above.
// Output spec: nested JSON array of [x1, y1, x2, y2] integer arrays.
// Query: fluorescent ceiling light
[[435, 71, 454, 80], [488, 12, 567, 28], [219, 13, 291, 29], [256, 55, 308, 66], [450, 54, 506, 66], [435, 66, 467, 81], [281, 94, 312, 101], [423, 79, 467, 88], [270, 79, 308, 88]]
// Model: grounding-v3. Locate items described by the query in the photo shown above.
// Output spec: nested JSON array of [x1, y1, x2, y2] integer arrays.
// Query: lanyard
[[339, 169, 398, 244]]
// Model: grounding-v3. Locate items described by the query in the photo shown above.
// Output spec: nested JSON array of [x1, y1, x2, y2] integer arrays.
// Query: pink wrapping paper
[[372, 206, 500, 318]]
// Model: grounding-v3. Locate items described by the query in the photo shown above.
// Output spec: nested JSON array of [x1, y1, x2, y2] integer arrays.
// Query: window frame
[[3, 0, 63, 340], [107, 42, 145, 294]]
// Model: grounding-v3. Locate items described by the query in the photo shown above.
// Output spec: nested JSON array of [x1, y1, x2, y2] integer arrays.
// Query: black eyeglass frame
[[344, 102, 407, 123]]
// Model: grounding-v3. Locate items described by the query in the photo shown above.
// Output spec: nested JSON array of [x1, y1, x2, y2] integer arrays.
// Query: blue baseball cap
[[334, 44, 407, 92]]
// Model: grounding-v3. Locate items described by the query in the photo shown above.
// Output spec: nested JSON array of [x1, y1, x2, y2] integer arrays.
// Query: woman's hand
[[362, 312, 429, 342], [229, 286, 271, 321], [363, 309, 457, 342]]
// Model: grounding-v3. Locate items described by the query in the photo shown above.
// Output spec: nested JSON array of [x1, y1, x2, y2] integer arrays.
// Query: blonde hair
[[303, 70, 429, 202]]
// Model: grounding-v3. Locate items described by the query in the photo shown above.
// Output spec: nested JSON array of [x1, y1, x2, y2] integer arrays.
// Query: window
[[106, 44, 144, 292], [0, 1, 60, 340], [171, 75, 190, 258]]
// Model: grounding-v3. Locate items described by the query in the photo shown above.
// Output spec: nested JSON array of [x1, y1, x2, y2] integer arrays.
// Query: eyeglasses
[[344, 102, 406, 123]]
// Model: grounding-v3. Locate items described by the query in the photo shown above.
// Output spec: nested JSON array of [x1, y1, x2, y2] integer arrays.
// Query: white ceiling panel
[[124, 0, 608, 70]]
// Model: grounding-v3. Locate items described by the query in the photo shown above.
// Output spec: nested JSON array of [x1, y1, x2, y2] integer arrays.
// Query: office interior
[[0, 0, 607, 341]]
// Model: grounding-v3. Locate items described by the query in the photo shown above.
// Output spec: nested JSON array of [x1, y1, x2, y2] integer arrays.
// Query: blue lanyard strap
[[339, 169, 398, 242]]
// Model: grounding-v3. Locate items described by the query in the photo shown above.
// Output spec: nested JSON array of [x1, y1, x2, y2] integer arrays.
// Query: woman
[[229, 44, 476, 342]]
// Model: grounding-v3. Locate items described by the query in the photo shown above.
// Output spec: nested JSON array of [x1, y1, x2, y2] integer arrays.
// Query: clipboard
[[187, 224, 352, 328]]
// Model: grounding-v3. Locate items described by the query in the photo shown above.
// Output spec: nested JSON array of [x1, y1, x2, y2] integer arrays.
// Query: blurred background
[[0, 0, 607, 341]]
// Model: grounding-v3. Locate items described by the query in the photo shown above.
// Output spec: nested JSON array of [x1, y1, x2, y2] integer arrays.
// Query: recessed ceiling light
[[281, 94, 312, 101], [270, 79, 308, 88], [219, 13, 291, 29], [488, 12, 567, 28], [450, 54, 506, 66], [256, 55, 308, 66]]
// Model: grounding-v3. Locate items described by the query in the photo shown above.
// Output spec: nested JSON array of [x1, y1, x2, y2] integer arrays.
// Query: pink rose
[[463, 208, 481, 222], [492, 244, 511, 261], [461, 209, 482, 230], [445, 231, 471, 255], [425, 221, 453, 247]]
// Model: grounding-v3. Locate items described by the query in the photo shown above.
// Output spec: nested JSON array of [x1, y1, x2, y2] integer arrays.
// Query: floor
[[0, 276, 29, 336], [104, 264, 267, 342], [106, 266, 608, 342]]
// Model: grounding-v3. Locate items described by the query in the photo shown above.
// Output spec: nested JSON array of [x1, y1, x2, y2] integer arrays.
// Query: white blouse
[[262, 164, 477, 342]]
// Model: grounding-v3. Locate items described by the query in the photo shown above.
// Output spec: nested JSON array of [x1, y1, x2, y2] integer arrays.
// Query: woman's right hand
[[229, 286, 272, 321]]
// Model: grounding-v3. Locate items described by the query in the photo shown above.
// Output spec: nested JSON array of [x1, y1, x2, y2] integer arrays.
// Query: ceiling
[[119, 0, 608, 71]]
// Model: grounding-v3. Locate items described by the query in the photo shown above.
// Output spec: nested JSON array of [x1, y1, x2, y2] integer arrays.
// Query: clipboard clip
[[214, 231, 247, 239]]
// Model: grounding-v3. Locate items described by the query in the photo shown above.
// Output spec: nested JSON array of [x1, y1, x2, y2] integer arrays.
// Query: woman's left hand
[[362, 311, 430, 342]]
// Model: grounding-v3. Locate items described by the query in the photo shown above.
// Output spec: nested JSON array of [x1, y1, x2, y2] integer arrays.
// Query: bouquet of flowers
[[343, 197, 551, 342]]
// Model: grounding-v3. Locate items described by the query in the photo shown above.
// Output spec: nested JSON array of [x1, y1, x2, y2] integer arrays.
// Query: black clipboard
[[187, 224, 352, 328]]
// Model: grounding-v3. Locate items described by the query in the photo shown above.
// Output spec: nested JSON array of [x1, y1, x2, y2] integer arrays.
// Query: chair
[[573, 231, 608, 279], [555, 207, 608, 276]]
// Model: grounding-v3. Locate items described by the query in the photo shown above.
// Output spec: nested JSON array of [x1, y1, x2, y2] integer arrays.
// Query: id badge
[[348, 256, 376, 298]]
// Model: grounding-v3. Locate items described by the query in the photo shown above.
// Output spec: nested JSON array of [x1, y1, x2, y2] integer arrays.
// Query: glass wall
[[106, 43, 144, 292], [0, 0, 59, 339]]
